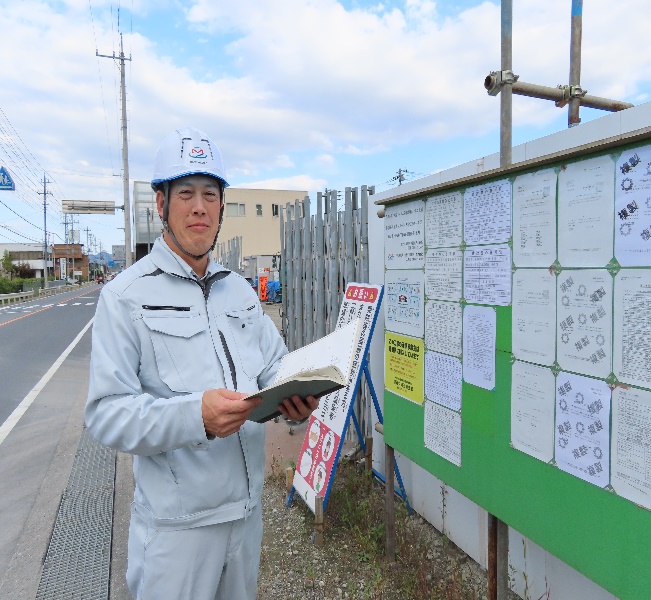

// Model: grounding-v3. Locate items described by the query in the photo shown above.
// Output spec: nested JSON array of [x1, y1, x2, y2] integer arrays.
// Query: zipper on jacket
[[166, 271, 238, 389]]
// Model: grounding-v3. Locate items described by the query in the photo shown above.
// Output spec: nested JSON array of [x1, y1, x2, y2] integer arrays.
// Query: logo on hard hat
[[189, 146, 208, 159], [190, 146, 208, 158]]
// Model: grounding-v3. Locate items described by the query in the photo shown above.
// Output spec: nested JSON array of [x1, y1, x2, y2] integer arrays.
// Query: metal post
[[97, 35, 132, 267], [329, 191, 339, 332], [304, 195, 314, 344], [385, 444, 396, 562], [285, 205, 295, 350], [280, 206, 288, 342], [488, 1, 512, 597], [41, 175, 49, 288], [315, 193, 325, 340], [293, 199, 303, 349], [361, 185, 370, 284], [568, 0, 583, 126], [119, 36, 132, 267], [344, 187, 354, 288], [500, 0, 513, 168]]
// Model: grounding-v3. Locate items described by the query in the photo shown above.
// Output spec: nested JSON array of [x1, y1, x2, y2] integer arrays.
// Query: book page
[[385, 199, 425, 269], [555, 371, 610, 488], [558, 155, 615, 267], [615, 145, 651, 266], [511, 361, 555, 463], [513, 169, 557, 267], [426, 248, 462, 301], [385, 270, 424, 337], [556, 270, 612, 379], [425, 300, 462, 357], [613, 269, 651, 388], [464, 179, 511, 245], [512, 269, 556, 366], [463, 305, 496, 390], [425, 190, 462, 249], [612, 386, 651, 510], [463, 244, 512, 306], [425, 351, 462, 411], [424, 401, 461, 467], [274, 318, 361, 383]]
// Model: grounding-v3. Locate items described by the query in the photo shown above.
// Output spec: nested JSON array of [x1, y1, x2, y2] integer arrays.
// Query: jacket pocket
[[225, 307, 265, 380], [142, 308, 209, 392]]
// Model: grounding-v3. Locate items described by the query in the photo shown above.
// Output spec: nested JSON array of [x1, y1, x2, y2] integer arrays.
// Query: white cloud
[[1, 0, 650, 249], [234, 175, 325, 192]]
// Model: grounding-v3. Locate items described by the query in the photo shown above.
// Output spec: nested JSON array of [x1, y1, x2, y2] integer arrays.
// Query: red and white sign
[[293, 282, 383, 512]]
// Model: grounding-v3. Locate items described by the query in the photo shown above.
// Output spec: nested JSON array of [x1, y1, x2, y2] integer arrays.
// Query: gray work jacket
[[85, 238, 287, 529]]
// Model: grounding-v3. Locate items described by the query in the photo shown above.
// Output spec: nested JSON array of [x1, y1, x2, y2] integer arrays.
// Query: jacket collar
[[149, 237, 229, 281]]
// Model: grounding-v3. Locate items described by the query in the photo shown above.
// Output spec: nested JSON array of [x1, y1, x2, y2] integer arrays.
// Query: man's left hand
[[278, 395, 319, 422]]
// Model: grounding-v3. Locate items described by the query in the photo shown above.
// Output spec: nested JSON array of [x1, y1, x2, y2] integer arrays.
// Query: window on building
[[272, 204, 279, 217], [256, 204, 263, 216], [225, 202, 246, 217]]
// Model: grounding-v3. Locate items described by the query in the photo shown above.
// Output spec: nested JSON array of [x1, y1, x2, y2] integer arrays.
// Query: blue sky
[[0, 0, 650, 251]]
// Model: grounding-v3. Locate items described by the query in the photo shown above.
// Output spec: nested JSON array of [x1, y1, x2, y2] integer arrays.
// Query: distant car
[[97, 275, 104, 284], [245, 277, 257, 291]]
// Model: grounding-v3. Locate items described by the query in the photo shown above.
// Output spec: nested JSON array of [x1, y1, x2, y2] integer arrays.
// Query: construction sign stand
[[286, 283, 410, 540]]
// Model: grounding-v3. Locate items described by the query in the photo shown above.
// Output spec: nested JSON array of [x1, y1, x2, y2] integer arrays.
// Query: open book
[[246, 318, 362, 423]]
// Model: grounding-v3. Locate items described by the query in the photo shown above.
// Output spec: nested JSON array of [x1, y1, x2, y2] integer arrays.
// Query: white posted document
[[385, 269, 424, 338], [558, 154, 615, 267], [425, 300, 462, 357], [612, 386, 651, 510], [425, 351, 462, 411], [426, 248, 463, 301], [511, 361, 555, 463], [556, 270, 612, 379], [463, 305, 496, 390], [464, 244, 512, 306], [385, 200, 425, 269], [424, 401, 462, 467], [613, 269, 651, 388], [615, 144, 651, 266], [513, 169, 557, 267], [555, 371, 610, 488], [464, 179, 512, 245], [512, 268, 556, 366], [425, 190, 463, 249]]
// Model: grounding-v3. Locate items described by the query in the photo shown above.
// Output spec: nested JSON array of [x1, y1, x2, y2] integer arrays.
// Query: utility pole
[[97, 33, 132, 267], [38, 174, 51, 289]]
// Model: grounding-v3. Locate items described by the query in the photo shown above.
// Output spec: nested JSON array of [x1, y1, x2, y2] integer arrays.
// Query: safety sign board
[[0, 167, 15, 191]]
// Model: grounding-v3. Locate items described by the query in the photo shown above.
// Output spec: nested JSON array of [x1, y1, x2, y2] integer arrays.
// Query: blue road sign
[[0, 167, 15, 191]]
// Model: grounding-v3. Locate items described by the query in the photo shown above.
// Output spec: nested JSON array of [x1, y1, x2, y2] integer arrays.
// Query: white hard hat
[[151, 126, 229, 188]]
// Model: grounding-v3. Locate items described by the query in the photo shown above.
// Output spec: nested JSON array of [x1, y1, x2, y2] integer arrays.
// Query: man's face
[[157, 174, 222, 260]]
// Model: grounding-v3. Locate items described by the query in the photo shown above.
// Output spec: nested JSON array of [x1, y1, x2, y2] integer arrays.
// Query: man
[[85, 127, 317, 599]]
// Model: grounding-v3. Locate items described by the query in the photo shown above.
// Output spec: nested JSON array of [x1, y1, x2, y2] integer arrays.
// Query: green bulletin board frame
[[381, 131, 651, 600]]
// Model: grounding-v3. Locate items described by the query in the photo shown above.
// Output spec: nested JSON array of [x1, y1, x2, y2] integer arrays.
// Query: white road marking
[[0, 318, 95, 446]]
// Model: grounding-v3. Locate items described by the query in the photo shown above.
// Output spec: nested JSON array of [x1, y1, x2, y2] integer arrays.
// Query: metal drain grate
[[35, 427, 116, 600]]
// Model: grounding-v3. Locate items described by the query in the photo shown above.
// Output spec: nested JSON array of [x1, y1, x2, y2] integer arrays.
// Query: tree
[[15, 262, 35, 278], [1, 251, 13, 279]]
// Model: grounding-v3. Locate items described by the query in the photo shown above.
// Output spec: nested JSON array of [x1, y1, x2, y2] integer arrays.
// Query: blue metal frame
[[286, 356, 411, 515]]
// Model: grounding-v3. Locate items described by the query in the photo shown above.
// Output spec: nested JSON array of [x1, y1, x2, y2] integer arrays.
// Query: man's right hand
[[201, 388, 263, 438]]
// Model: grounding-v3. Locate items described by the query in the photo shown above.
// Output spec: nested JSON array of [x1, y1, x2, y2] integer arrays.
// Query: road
[[0, 284, 103, 599], [0, 285, 99, 425]]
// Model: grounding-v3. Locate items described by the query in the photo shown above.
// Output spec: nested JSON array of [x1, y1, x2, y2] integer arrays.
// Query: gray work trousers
[[126, 502, 263, 600]]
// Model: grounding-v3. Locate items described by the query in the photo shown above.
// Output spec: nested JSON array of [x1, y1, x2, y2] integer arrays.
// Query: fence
[[280, 185, 374, 438], [215, 236, 243, 274]]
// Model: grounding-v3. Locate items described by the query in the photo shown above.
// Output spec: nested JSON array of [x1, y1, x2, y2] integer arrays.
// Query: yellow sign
[[385, 332, 424, 404]]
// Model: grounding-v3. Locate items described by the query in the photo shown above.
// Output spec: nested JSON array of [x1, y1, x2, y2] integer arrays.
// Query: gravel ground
[[257, 462, 501, 600]]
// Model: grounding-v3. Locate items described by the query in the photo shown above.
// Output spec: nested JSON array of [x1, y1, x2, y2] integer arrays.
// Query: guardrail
[[0, 282, 96, 306], [0, 291, 35, 306]]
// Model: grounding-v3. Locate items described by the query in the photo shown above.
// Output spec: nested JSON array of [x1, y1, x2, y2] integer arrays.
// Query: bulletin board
[[380, 134, 651, 600]]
